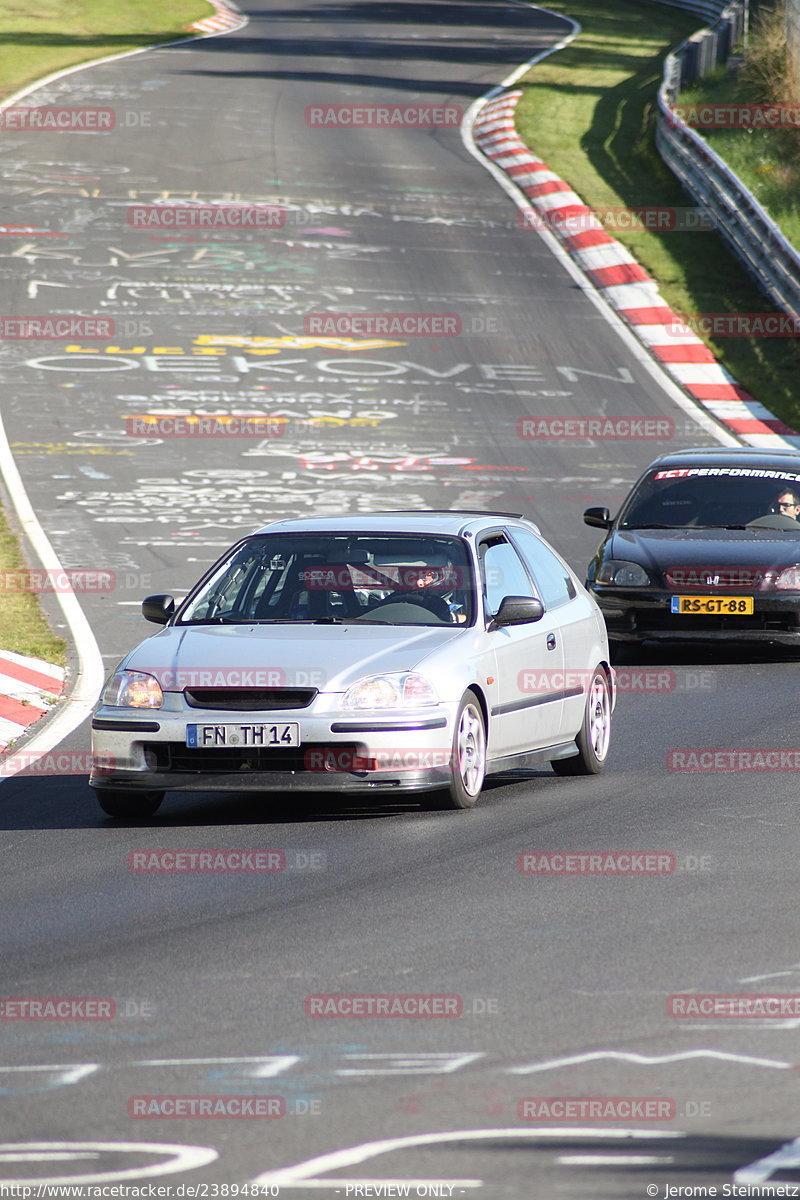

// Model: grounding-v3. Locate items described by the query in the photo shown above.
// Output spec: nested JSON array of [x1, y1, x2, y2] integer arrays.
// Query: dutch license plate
[[670, 595, 754, 615], [186, 723, 299, 748]]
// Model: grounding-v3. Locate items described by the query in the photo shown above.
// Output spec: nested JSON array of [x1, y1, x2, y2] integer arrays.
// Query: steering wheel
[[364, 592, 451, 622], [747, 514, 800, 530]]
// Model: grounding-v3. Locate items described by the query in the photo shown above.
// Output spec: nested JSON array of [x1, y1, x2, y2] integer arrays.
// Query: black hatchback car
[[584, 447, 800, 647]]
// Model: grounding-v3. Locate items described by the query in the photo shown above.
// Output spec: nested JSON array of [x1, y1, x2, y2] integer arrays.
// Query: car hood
[[122, 622, 463, 693], [607, 528, 800, 585]]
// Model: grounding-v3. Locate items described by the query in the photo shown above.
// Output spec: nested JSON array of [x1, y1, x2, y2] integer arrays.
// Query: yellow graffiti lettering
[[193, 334, 405, 352]]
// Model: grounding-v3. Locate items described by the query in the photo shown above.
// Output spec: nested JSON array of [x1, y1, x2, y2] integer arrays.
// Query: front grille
[[665, 567, 772, 590], [150, 742, 359, 774], [183, 687, 317, 711]]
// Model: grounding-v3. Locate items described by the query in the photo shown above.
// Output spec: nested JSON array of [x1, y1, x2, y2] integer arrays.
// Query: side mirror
[[142, 594, 175, 624], [583, 506, 611, 530], [493, 595, 545, 627]]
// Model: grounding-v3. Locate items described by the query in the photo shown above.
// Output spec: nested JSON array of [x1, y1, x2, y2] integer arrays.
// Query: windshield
[[619, 465, 800, 532], [178, 533, 475, 626]]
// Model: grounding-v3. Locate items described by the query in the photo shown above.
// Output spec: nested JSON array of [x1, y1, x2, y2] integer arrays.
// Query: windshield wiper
[[623, 523, 687, 530], [231, 617, 354, 624], [179, 615, 241, 625]]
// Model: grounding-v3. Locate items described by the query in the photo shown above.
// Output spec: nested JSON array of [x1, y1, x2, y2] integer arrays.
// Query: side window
[[481, 539, 535, 616], [510, 528, 575, 609]]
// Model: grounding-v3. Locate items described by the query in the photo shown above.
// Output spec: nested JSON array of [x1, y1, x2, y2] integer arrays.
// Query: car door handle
[[546, 633, 557, 651]]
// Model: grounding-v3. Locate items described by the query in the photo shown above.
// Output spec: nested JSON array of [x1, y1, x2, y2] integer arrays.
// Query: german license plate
[[186, 723, 299, 748], [670, 595, 754, 615]]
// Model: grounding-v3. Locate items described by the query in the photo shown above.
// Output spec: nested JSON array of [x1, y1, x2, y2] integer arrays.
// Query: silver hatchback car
[[90, 511, 614, 816]]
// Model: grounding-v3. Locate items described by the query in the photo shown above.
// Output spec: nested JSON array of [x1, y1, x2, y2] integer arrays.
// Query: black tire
[[95, 789, 164, 818], [423, 691, 486, 810], [552, 667, 612, 776]]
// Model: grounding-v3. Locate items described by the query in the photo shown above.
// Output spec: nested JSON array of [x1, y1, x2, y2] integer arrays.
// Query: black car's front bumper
[[591, 587, 800, 644]]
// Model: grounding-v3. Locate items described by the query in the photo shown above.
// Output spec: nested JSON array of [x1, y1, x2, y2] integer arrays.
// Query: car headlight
[[773, 566, 800, 590], [102, 669, 164, 709], [596, 560, 652, 587], [341, 672, 439, 709]]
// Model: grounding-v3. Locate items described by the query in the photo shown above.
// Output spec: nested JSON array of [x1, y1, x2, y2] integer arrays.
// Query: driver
[[403, 561, 466, 622], [367, 553, 465, 623], [773, 489, 800, 520]]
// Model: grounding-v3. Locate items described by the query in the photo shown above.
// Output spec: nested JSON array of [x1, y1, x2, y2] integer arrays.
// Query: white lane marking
[[460, 13, 739, 450], [0, 1064, 99, 1089], [508, 1049, 793, 1073], [132, 1055, 300, 1075], [337, 1052, 484, 1075], [0, 1142, 217, 1186], [0, 413, 104, 777], [0, 1152, 100, 1162], [558, 1154, 674, 1165], [252, 1128, 685, 1187], [740, 966, 800, 982], [735, 1136, 800, 1183]]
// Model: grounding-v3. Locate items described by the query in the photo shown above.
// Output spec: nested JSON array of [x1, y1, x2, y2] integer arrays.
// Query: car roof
[[644, 446, 800, 470], [253, 511, 535, 537]]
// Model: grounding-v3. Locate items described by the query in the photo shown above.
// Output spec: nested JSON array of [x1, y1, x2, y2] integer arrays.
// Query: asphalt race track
[[2, 1, 800, 1195]]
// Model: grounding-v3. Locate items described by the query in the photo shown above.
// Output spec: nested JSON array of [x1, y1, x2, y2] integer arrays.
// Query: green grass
[[514, 0, 800, 429], [0, 508, 66, 666], [0, 0, 212, 667], [678, 67, 800, 252], [0, 0, 213, 100]]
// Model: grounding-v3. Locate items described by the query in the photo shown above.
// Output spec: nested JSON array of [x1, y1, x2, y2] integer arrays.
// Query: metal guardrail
[[652, 0, 800, 316], [642, 0, 731, 26]]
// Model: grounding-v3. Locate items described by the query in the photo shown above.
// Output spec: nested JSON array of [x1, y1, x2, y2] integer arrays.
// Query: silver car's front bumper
[[89, 699, 459, 794]]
